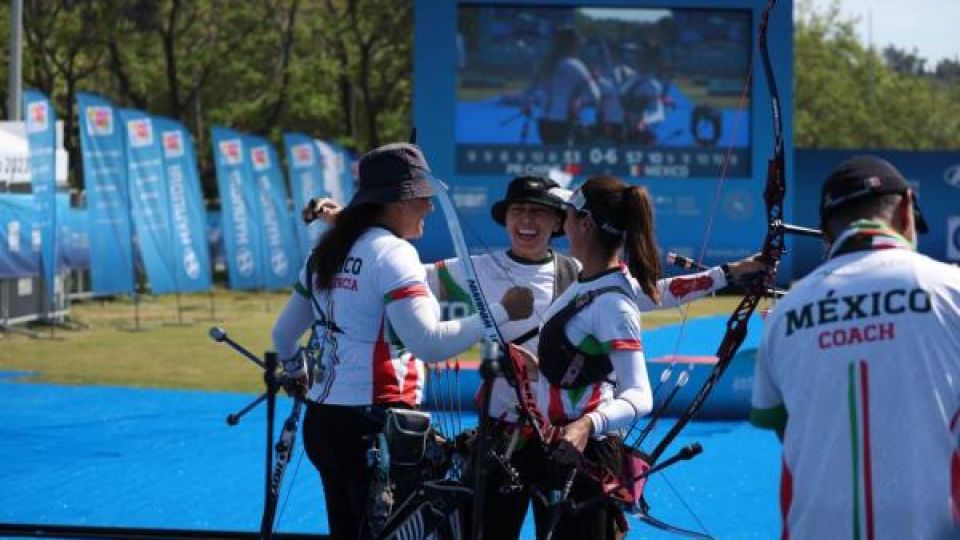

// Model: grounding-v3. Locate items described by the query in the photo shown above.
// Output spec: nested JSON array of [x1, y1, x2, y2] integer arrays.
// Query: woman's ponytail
[[620, 186, 661, 304], [580, 176, 662, 304]]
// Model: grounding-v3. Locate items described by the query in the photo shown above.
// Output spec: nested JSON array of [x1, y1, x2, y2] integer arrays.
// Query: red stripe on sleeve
[[668, 275, 714, 298], [609, 339, 643, 351], [387, 283, 429, 301]]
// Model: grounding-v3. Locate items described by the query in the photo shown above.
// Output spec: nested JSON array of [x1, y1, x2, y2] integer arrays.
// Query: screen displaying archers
[[455, 5, 752, 179]]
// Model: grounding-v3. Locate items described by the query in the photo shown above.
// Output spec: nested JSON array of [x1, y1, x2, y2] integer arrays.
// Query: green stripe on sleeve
[[437, 263, 475, 312], [749, 404, 788, 433]]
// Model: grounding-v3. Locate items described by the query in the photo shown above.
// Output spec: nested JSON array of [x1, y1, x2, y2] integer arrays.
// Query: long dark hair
[[309, 203, 385, 291], [581, 175, 662, 304]]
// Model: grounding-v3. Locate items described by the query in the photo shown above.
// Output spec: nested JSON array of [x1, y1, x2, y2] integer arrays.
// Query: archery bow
[[260, 352, 304, 540], [422, 153, 550, 540], [648, 0, 785, 464], [209, 329, 305, 540], [578, 2, 810, 538], [419, 148, 706, 540]]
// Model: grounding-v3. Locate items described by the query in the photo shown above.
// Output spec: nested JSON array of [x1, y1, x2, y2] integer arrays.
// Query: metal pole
[[7, 0, 23, 121]]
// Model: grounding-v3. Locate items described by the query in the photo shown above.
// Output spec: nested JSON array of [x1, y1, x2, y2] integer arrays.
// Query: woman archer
[[526, 175, 769, 539], [271, 142, 534, 540]]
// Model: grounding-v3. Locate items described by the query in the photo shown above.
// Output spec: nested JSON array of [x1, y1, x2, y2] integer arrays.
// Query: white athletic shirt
[[426, 250, 562, 420], [752, 228, 960, 539], [428, 253, 727, 422], [538, 266, 654, 436], [272, 227, 507, 407]]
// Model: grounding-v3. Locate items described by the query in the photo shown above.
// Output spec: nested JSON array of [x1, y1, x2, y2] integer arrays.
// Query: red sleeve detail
[[668, 275, 714, 298], [609, 339, 642, 351], [387, 283, 429, 301]]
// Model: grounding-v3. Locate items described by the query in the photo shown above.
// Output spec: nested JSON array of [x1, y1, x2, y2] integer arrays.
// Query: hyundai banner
[[23, 90, 58, 300], [316, 140, 354, 205], [245, 135, 299, 288], [76, 93, 135, 295], [283, 132, 327, 260], [155, 117, 212, 292], [211, 126, 263, 290], [119, 109, 177, 294]]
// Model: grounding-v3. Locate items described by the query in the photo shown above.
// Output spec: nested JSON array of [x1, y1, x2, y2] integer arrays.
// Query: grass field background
[[0, 289, 747, 393]]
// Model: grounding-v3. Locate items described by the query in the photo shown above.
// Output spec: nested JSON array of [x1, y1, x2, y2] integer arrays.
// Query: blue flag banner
[[0, 194, 39, 278], [211, 127, 263, 290], [76, 93, 135, 295], [245, 135, 299, 288], [119, 109, 178, 294], [60, 195, 89, 271], [206, 210, 225, 272], [155, 117, 212, 292], [329, 141, 357, 204], [316, 140, 355, 205], [283, 132, 328, 260], [23, 90, 58, 301]]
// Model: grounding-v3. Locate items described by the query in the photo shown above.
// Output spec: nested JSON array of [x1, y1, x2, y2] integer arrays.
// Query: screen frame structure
[[414, 0, 794, 277]]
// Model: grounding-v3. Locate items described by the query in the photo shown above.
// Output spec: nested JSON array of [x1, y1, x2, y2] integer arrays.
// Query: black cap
[[350, 143, 436, 205], [491, 176, 567, 237], [819, 155, 928, 234]]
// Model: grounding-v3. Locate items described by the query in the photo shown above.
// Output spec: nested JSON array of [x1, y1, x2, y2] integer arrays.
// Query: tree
[[793, 0, 960, 150], [296, 0, 413, 148], [11, 0, 412, 194], [21, 1, 114, 187]]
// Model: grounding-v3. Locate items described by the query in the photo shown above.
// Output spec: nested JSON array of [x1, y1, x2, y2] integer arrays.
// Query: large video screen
[[456, 5, 752, 178]]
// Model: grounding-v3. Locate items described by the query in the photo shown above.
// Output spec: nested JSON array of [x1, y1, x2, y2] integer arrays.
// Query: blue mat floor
[[0, 379, 782, 539]]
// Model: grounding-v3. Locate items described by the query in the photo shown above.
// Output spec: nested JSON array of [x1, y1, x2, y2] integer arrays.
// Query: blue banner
[[316, 140, 355, 204], [0, 194, 87, 277], [77, 93, 135, 295], [61, 196, 89, 270], [118, 109, 178, 294], [211, 127, 263, 290], [245, 135, 299, 288], [155, 117, 213, 292], [0, 194, 38, 278], [283, 132, 328, 260], [23, 90, 58, 300], [206, 210, 225, 272]]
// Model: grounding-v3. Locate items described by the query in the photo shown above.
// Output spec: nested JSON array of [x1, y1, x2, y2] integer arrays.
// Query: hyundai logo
[[945, 165, 960, 189]]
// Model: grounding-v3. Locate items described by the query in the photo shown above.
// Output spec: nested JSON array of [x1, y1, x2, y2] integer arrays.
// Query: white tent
[[0, 121, 69, 186]]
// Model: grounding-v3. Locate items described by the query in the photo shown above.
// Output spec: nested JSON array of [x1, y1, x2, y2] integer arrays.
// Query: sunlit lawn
[[0, 288, 745, 392]]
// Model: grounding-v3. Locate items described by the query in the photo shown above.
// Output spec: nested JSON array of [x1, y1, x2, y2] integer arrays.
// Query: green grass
[[0, 289, 747, 393]]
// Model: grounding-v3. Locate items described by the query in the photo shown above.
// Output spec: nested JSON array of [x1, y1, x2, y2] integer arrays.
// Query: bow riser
[[648, 0, 786, 476]]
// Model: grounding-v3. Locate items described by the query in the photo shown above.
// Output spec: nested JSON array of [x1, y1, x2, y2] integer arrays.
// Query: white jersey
[[426, 250, 567, 420], [538, 266, 648, 427], [427, 253, 726, 421], [295, 227, 433, 407], [752, 229, 960, 539]]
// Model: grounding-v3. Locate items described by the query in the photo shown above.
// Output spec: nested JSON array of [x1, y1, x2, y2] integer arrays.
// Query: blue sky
[[805, 0, 960, 66]]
